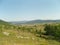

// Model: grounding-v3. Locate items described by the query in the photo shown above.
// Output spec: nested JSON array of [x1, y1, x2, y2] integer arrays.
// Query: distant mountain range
[[0, 19, 60, 25], [10, 19, 60, 24]]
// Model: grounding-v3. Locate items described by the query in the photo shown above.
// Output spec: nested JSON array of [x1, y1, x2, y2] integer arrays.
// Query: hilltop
[[0, 20, 10, 25]]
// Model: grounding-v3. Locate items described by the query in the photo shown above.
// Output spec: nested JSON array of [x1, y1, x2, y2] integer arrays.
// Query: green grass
[[0, 29, 60, 45], [0, 24, 60, 45]]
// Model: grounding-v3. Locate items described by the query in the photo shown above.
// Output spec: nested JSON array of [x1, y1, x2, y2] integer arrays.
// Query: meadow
[[0, 23, 60, 45]]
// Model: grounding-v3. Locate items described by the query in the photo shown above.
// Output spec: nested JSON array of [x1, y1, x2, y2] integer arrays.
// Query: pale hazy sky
[[0, 0, 60, 21]]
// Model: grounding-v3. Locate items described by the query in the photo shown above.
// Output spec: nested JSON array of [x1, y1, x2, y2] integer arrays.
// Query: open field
[[0, 23, 60, 45]]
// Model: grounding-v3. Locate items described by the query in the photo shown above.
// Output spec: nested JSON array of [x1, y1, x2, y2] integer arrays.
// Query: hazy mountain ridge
[[10, 19, 60, 24]]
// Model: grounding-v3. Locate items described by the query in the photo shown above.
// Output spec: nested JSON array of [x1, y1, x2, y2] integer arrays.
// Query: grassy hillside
[[0, 21, 60, 45], [0, 20, 10, 25]]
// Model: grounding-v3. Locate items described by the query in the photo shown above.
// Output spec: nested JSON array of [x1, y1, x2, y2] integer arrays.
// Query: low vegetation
[[0, 20, 60, 45]]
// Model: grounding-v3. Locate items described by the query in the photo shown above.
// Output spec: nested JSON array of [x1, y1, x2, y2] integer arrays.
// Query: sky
[[0, 0, 60, 21]]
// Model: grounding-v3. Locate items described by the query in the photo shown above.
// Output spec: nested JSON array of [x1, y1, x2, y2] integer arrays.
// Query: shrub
[[44, 24, 60, 40]]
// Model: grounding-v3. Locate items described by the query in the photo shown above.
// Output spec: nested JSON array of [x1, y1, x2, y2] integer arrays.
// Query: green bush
[[44, 24, 60, 40]]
